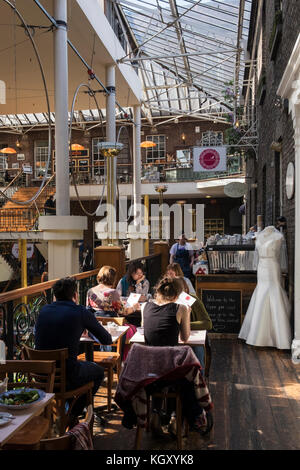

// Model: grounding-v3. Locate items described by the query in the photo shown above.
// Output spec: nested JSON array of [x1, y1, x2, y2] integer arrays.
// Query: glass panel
[[176, 149, 191, 168]]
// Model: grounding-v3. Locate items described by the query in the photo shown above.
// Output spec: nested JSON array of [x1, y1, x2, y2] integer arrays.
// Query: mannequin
[[238, 226, 291, 349]]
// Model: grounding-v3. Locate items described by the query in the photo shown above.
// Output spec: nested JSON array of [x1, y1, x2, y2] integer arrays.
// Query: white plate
[[0, 412, 14, 426], [0, 388, 45, 410]]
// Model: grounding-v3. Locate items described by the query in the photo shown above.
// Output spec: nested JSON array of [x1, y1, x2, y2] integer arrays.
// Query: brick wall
[[245, 0, 300, 307]]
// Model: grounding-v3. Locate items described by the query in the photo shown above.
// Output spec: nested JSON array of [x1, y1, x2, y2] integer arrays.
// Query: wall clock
[[286, 162, 295, 199]]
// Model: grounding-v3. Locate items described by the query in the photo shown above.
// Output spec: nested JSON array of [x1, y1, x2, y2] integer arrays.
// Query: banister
[[1, 170, 23, 193], [0, 268, 99, 304]]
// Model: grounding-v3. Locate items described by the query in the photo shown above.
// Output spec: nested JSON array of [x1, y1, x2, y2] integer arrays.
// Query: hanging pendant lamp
[[0, 147, 17, 154], [70, 143, 85, 151], [140, 141, 157, 148]]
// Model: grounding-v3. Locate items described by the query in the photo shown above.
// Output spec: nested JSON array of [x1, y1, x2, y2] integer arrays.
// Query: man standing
[[44, 194, 56, 215], [169, 233, 194, 279], [35, 276, 112, 422]]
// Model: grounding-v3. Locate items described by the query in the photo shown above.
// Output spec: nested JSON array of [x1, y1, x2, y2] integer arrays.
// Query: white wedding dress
[[238, 226, 291, 349]]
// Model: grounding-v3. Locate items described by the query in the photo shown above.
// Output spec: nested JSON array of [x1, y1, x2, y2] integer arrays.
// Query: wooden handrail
[[28, 173, 56, 209], [0, 268, 98, 304], [1, 170, 23, 193], [0, 254, 161, 304], [125, 253, 160, 265]]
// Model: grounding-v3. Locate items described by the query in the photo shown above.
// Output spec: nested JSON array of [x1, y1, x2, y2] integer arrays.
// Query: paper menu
[[126, 293, 141, 306], [175, 292, 196, 307]]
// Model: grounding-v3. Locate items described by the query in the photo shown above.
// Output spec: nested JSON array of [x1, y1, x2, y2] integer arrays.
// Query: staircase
[[0, 254, 14, 282], [0, 175, 55, 232]]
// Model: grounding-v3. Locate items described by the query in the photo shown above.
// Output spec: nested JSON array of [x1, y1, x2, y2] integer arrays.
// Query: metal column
[[53, 0, 70, 216], [106, 65, 116, 244], [133, 105, 141, 229]]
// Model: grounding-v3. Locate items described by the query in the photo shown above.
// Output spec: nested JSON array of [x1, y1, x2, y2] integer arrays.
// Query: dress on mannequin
[[238, 226, 291, 349]]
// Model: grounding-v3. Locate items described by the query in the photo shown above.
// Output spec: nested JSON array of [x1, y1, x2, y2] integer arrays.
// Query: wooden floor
[[92, 337, 300, 451]]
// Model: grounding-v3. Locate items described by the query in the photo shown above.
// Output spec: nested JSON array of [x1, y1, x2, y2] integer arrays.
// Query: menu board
[[201, 289, 242, 333]]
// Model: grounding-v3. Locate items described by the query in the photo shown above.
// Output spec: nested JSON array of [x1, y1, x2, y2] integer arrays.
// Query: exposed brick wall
[[245, 0, 300, 307]]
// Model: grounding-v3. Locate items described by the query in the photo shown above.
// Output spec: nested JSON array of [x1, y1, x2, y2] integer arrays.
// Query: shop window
[[145, 135, 166, 163], [0, 155, 7, 171], [34, 141, 49, 178], [201, 131, 223, 146]]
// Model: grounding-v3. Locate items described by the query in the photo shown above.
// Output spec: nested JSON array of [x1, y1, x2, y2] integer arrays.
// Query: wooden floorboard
[[92, 337, 300, 451]]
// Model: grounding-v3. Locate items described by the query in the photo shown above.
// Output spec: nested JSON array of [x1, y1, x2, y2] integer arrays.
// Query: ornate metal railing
[[0, 252, 162, 360], [0, 268, 98, 360]]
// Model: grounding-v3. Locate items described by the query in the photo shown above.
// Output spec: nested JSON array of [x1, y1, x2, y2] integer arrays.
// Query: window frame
[[145, 135, 166, 164], [34, 140, 49, 178]]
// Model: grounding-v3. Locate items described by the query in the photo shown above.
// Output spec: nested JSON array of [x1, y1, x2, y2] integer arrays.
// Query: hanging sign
[[22, 164, 32, 174], [193, 146, 227, 172], [12, 243, 34, 259]]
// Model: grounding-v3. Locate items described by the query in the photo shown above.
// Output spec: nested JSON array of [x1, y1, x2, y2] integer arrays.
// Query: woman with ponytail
[[142, 277, 190, 346]]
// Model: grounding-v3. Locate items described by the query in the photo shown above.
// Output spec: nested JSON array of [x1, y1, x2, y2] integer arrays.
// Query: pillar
[[144, 194, 150, 256], [94, 246, 126, 282], [106, 65, 116, 245], [39, 216, 87, 280], [153, 241, 170, 276], [53, 0, 69, 216], [277, 33, 300, 362], [18, 239, 27, 304], [129, 104, 145, 258]]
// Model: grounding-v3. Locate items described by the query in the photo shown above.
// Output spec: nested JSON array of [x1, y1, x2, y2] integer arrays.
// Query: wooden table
[[80, 325, 129, 361], [130, 328, 206, 345], [0, 393, 54, 447]]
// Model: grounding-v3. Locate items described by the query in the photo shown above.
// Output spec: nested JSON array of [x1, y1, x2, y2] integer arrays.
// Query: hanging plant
[[222, 80, 236, 104]]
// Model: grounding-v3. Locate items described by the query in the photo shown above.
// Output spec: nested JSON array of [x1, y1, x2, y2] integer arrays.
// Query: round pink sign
[[199, 148, 220, 170]]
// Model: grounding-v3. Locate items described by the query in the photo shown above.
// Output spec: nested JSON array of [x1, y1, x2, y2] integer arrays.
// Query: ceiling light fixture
[[0, 147, 17, 154]]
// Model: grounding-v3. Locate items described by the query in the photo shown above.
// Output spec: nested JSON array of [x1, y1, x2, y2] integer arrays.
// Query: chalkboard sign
[[201, 289, 242, 333]]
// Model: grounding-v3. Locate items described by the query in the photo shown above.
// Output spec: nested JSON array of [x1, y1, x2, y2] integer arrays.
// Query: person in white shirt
[[169, 233, 194, 279]]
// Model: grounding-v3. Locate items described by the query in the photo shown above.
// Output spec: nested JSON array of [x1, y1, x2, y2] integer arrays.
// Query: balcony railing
[[68, 155, 244, 186]]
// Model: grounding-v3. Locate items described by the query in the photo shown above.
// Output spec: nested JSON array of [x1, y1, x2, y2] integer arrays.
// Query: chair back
[[0, 360, 56, 393], [22, 345, 68, 394], [39, 404, 94, 450]]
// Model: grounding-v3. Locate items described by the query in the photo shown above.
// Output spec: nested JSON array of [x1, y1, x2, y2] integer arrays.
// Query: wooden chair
[[0, 360, 56, 450], [39, 404, 94, 450], [135, 386, 187, 450], [22, 345, 94, 436], [77, 349, 120, 412], [78, 316, 126, 411], [96, 316, 125, 376]]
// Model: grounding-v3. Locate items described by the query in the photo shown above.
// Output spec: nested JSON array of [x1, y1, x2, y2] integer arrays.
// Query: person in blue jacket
[[35, 276, 112, 423]]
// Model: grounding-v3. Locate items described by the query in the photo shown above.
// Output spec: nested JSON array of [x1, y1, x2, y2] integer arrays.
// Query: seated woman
[[177, 277, 212, 371], [142, 277, 208, 436], [116, 261, 150, 302], [165, 262, 196, 295], [86, 266, 140, 359]]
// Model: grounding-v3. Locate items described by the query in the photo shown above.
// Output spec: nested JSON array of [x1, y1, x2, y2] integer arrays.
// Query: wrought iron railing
[[0, 252, 162, 360], [0, 268, 98, 360]]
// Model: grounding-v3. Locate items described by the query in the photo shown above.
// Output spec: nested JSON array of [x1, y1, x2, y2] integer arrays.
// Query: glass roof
[[117, 0, 252, 123], [0, 0, 253, 129]]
